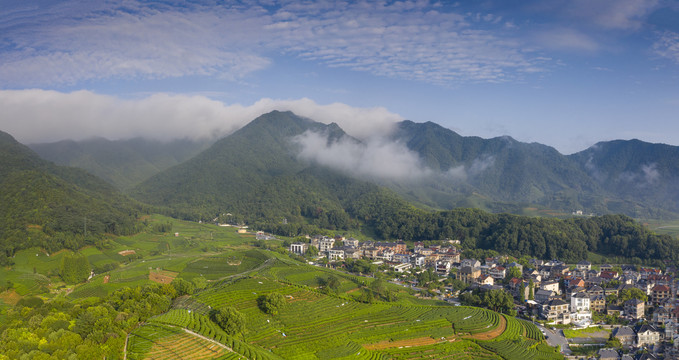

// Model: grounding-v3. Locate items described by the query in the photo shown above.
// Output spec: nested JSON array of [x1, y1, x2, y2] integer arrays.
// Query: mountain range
[[18, 110, 679, 224], [0, 130, 141, 263]]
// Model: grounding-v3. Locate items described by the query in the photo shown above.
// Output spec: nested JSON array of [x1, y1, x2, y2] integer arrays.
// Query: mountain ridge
[[14, 110, 679, 221]]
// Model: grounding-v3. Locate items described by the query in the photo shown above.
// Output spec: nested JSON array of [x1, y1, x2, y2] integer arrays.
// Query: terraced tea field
[[129, 256, 562, 360]]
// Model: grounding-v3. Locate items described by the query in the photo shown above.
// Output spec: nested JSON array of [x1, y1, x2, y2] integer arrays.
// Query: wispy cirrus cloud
[[654, 31, 679, 63], [0, 0, 546, 87], [525, 0, 660, 30], [0, 3, 272, 85]]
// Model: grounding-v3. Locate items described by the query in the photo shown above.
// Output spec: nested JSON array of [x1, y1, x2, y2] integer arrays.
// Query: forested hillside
[[570, 139, 679, 216], [391, 120, 676, 218], [343, 193, 679, 266], [131, 111, 392, 231], [30, 137, 212, 190], [0, 130, 143, 264]]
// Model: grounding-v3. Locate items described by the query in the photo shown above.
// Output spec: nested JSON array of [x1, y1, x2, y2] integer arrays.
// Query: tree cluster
[[0, 282, 178, 359], [60, 254, 91, 284], [257, 292, 286, 315], [460, 289, 515, 315]]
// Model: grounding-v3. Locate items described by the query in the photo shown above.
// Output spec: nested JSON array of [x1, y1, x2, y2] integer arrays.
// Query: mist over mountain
[[10, 110, 679, 222], [129, 111, 398, 230], [569, 139, 679, 216], [29, 137, 213, 190]]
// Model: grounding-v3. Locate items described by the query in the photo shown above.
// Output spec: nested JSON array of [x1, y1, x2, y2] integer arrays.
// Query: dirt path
[[181, 328, 235, 352], [125, 323, 237, 359], [464, 315, 507, 340], [364, 336, 445, 350], [210, 257, 276, 283]]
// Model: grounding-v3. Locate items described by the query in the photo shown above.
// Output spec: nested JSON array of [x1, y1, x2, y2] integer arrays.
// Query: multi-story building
[[571, 292, 590, 312], [290, 242, 309, 255], [636, 324, 661, 347], [541, 299, 570, 324], [651, 284, 671, 307], [624, 298, 645, 320], [318, 238, 336, 253], [458, 266, 481, 285], [328, 249, 345, 261]]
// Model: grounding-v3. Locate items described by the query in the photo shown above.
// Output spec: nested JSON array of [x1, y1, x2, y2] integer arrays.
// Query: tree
[[306, 245, 319, 257], [326, 274, 340, 292], [211, 307, 246, 336], [192, 276, 208, 291], [619, 288, 647, 303], [518, 283, 526, 303], [257, 292, 286, 315], [171, 278, 195, 296], [505, 267, 522, 283], [60, 254, 91, 284]]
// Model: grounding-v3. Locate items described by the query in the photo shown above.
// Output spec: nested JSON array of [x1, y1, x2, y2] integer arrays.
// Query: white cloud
[[533, 28, 600, 52], [0, 90, 402, 143], [0, 5, 272, 85], [618, 162, 660, 187], [292, 129, 499, 183], [292, 130, 432, 181], [567, 0, 659, 30], [654, 31, 679, 63], [528, 0, 659, 30], [0, 0, 545, 87]]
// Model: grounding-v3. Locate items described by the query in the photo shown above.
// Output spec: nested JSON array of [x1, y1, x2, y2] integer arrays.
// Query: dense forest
[[260, 188, 679, 266], [0, 131, 144, 265]]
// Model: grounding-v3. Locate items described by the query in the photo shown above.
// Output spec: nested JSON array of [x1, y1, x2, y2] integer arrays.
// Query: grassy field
[[0, 214, 262, 302], [641, 218, 679, 237]]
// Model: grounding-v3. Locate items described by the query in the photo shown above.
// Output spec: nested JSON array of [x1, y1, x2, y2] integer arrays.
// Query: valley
[[2, 111, 679, 359]]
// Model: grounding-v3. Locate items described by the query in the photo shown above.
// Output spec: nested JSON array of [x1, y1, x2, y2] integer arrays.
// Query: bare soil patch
[[0, 290, 21, 306], [149, 269, 179, 284], [103, 275, 110, 284], [146, 332, 230, 359], [118, 250, 137, 256], [364, 336, 441, 350]]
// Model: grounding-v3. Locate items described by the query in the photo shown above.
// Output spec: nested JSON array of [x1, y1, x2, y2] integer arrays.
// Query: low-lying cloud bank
[[0, 90, 401, 144], [293, 130, 432, 181], [292, 130, 495, 183]]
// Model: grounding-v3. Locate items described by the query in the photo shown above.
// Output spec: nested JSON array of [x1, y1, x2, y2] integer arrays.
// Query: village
[[289, 235, 679, 360]]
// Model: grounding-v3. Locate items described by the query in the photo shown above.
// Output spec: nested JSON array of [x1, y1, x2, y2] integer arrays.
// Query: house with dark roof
[[541, 299, 570, 324], [576, 260, 592, 271], [598, 348, 619, 360], [636, 324, 661, 347], [624, 298, 645, 320], [612, 326, 636, 347]]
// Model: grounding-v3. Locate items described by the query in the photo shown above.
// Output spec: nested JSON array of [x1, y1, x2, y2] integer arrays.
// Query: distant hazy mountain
[[388, 120, 602, 212], [29, 137, 212, 190], [569, 139, 679, 216], [0, 130, 141, 260]]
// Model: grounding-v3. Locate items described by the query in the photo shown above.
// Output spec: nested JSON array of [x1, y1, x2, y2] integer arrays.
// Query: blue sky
[[1, 0, 679, 154]]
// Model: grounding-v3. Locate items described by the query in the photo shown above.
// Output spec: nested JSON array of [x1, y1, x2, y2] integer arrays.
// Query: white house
[[319, 238, 336, 253], [570, 292, 591, 312], [328, 249, 345, 261], [290, 242, 309, 255]]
